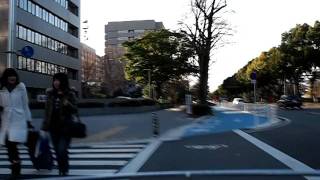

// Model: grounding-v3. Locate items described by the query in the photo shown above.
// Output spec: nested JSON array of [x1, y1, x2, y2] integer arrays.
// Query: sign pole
[[251, 71, 257, 104], [254, 81, 256, 103]]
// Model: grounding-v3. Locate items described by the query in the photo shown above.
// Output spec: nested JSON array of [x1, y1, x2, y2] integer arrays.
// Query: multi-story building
[[0, 0, 81, 98], [104, 20, 164, 95], [80, 43, 105, 85], [104, 20, 164, 61]]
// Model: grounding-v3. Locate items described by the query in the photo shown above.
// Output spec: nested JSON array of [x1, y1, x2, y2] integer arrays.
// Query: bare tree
[[82, 58, 96, 83], [180, 0, 231, 104]]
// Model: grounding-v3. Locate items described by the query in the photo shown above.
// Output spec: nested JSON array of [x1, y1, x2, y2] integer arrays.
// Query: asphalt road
[[138, 107, 320, 180], [250, 108, 320, 169]]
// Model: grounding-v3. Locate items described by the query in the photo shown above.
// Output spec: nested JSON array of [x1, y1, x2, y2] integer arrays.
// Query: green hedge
[[192, 104, 213, 116], [108, 99, 156, 107]]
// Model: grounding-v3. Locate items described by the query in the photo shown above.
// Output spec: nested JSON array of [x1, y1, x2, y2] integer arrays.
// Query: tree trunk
[[198, 55, 209, 104], [155, 83, 163, 100]]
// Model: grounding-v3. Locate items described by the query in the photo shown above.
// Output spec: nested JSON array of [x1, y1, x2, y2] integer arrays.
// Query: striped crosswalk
[[0, 142, 148, 178]]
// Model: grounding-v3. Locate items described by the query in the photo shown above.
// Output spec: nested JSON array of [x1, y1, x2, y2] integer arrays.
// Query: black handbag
[[69, 113, 87, 138]]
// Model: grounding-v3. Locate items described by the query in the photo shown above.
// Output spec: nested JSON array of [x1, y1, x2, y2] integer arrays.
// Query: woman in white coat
[[0, 68, 32, 178]]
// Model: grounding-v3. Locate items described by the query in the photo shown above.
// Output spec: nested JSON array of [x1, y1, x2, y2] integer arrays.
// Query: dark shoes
[[7, 161, 21, 180], [59, 170, 68, 176]]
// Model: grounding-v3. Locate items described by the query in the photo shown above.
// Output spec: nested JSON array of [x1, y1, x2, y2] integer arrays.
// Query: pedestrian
[[0, 68, 32, 179], [41, 73, 78, 176]]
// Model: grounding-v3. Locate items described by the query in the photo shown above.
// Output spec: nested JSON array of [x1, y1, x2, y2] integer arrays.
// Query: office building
[[104, 20, 164, 95], [80, 43, 105, 85], [104, 20, 164, 61], [0, 0, 80, 98]]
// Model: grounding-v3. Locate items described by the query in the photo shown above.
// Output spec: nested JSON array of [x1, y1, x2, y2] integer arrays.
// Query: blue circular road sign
[[21, 46, 34, 58], [251, 71, 257, 80]]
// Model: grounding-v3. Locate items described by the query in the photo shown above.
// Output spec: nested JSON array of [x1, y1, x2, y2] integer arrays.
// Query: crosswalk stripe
[[0, 160, 128, 166], [0, 148, 142, 154], [0, 142, 148, 177], [0, 144, 147, 150], [0, 153, 135, 159], [0, 168, 117, 175], [89, 144, 146, 148]]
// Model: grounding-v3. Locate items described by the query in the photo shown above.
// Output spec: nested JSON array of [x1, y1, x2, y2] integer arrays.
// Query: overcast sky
[[80, 0, 320, 91]]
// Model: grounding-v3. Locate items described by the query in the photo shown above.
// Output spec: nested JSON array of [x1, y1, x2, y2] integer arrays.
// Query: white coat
[[0, 83, 32, 145]]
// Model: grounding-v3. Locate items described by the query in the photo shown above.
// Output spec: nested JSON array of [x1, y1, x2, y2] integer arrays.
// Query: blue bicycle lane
[[183, 106, 269, 137]]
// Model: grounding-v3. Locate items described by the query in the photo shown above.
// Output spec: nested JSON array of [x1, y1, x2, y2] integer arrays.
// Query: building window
[[68, 1, 78, 16], [17, 56, 77, 79], [27, 29, 32, 42], [118, 30, 128, 34], [41, 35, 47, 47], [135, 30, 145, 33], [31, 31, 35, 43], [17, 0, 77, 36], [16, 24, 79, 58], [118, 37, 128, 41], [49, 13, 54, 25], [27, 1, 32, 13], [31, 2, 35, 15]]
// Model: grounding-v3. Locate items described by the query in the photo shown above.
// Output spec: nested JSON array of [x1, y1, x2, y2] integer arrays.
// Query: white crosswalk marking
[[0, 142, 148, 178], [0, 148, 142, 154]]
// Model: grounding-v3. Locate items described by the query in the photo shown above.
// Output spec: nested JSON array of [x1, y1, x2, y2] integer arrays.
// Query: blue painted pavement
[[183, 106, 269, 137]]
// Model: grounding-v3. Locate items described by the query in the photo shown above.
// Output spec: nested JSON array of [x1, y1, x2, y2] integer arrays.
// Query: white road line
[[234, 129, 320, 180], [90, 144, 146, 148], [0, 160, 128, 166], [0, 144, 146, 150], [69, 148, 142, 153], [0, 168, 117, 175], [0, 153, 135, 159], [119, 139, 161, 173], [0, 148, 142, 154]]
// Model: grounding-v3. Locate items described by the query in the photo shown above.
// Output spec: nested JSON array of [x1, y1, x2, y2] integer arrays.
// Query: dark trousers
[[5, 138, 20, 163], [50, 133, 71, 173]]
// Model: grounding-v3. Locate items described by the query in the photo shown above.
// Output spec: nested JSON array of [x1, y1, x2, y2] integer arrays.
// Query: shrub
[[192, 104, 213, 116]]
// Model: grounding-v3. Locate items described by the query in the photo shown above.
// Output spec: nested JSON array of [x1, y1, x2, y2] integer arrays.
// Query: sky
[[80, 0, 320, 92]]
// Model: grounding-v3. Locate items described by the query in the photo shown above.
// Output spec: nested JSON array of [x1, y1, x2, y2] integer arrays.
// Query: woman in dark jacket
[[41, 73, 77, 176]]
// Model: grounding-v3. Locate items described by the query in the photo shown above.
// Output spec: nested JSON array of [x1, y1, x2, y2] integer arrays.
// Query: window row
[[16, 25, 79, 58], [54, 0, 68, 9], [18, 56, 67, 75], [118, 30, 145, 34], [17, 56, 78, 80], [17, 0, 69, 33]]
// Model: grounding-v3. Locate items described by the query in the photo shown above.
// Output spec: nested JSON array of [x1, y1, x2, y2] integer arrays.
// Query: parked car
[[232, 98, 245, 104], [277, 95, 302, 108]]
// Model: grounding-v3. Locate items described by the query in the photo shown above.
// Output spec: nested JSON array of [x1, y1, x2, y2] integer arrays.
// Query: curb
[[245, 116, 291, 133]]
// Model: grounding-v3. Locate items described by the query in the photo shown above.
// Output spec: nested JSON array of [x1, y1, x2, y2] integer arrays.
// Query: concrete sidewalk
[[31, 105, 170, 118], [30, 107, 195, 144]]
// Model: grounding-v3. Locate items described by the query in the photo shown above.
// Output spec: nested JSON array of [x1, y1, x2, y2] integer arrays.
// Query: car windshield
[[0, 0, 319, 179]]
